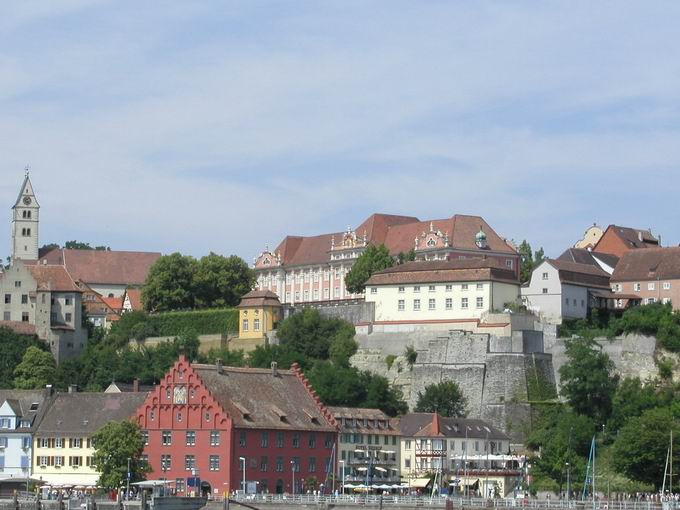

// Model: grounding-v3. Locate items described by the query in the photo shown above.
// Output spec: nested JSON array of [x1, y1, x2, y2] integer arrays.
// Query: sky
[[1, 1, 679, 262]]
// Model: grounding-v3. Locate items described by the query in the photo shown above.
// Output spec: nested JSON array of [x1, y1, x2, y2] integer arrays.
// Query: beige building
[[399, 413, 518, 497], [34, 391, 148, 486], [329, 407, 401, 488], [573, 224, 604, 250], [364, 258, 519, 325], [611, 247, 680, 309]]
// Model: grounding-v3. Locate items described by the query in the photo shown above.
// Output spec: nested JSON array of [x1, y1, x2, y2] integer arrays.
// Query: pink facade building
[[254, 213, 519, 305]]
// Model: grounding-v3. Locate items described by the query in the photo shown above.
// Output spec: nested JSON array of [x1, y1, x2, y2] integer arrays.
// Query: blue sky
[[1, 1, 679, 262]]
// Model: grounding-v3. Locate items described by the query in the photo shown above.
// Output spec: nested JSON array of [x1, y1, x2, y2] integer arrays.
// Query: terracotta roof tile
[[612, 247, 680, 282], [26, 264, 81, 292], [40, 249, 161, 286], [237, 289, 282, 308], [0, 321, 37, 336], [193, 364, 336, 431], [125, 289, 143, 311], [399, 412, 508, 440], [366, 258, 517, 286]]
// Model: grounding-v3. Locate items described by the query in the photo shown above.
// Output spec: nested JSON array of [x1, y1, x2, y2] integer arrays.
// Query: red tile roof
[[611, 247, 680, 282], [596, 225, 659, 251], [0, 321, 37, 336], [125, 288, 143, 311], [269, 213, 516, 268], [27, 264, 81, 292], [40, 249, 161, 286], [366, 258, 517, 285], [546, 259, 611, 289], [237, 289, 282, 308]]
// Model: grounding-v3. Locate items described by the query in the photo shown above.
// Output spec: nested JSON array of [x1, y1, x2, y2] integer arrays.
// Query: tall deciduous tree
[[611, 407, 679, 486], [0, 328, 44, 389], [345, 244, 394, 294], [193, 253, 255, 308], [13, 346, 56, 389], [559, 337, 619, 425], [92, 420, 149, 489], [414, 380, 468, 417], [276, 309, 356, 361], [142, 253, 197, 312]]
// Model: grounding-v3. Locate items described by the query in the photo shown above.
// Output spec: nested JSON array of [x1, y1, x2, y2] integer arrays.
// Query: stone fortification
[[352, 316, 555, 444]]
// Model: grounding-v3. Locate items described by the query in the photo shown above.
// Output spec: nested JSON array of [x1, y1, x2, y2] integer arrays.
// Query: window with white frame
[[542, 288, 548, 294], [476, 297, 484, 309], [663, 282, 671, 290], [461, 284, 468, 291], [445, 298, 452, 310], [313, 289, 319, 299], [413, 286, 420, 293], [253, 319, 260, 331], [295, 291, 300, 301], [398, 286, 405, 293], [648, 282, 656, 291], [506, 259, 513, 268], [542, 272, 549, 280], [476, 283, 484, 290], [242, 319, 249, 332], [324, 289, 330, 299], [398, 300, 405, 311], [370, 287, 377, 294], [461, 298, 468, 309], [663, 298, 671, 304], [445, 284, 452, 292], [634, 283, 641, 291], [428, 298, 435, 310], [413, 299, 421, 311], [428, 285, 435, 292], [303, 290, 309, 301], [334, 287, 340, 298], [647, 297, 656, 304]]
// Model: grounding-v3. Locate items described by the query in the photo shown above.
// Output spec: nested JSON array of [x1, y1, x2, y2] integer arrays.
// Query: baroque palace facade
[[254, 213, 520, 305]]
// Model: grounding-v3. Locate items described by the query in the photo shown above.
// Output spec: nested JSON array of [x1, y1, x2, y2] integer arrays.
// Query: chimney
[[133, 379, 140, 392], [271, 361, 278, 377], [68, 384, 78, 394], [216, 358, 223, 374]]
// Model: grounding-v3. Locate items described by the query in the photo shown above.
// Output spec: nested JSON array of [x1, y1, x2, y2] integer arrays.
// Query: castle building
[[136, 357, 337, 497], [254, 214, 519, 305]]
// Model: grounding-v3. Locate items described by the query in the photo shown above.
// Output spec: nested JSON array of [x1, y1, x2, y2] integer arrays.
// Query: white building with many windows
[[364, 258, 520, 325]]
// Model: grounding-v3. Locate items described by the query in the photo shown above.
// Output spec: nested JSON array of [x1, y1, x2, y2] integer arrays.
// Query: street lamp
[[239, 457, 246, 496], [126, 458, 131, 501], [290, 460, 296, 495]]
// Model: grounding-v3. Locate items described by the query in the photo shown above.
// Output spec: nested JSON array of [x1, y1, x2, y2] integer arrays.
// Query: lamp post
[[565, 462, 570, 506], [126, 458, 131, 501], [239, 457, 246, 496], [339, 460, 345, 496], [290, 460, 296, 495]]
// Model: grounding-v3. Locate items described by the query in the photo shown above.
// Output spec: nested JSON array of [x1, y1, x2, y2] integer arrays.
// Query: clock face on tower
[[23, 196, 31, 205]]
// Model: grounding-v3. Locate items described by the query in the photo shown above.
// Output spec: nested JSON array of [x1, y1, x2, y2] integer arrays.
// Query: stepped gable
[[546, 259, 611, 288], [40, 249, 161, 286], [366, 258, 517, 286], [38, 392, 148, 435], [192, 361, 336, 431], [612, 247, 680, 282]]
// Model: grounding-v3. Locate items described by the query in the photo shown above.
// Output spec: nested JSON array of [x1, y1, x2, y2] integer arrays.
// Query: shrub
[[147, 308, 238, 336]]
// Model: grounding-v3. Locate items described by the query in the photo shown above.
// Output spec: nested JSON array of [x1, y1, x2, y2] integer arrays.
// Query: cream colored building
[[329, 407, 401, 487], [365, 259, 520, 324], [34, 391, 148, 486], [574, 224, 604, 250], [399, 413, 519, 497]]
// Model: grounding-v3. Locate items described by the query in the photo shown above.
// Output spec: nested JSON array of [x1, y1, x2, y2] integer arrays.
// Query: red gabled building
[[135, 356, 337, 497]]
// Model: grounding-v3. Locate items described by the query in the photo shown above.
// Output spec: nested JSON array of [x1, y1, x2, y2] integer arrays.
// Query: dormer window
[[30, 403, 39, 411]]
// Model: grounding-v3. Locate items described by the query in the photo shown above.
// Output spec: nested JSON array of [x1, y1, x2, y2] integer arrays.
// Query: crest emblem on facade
[[415, 222, 449, 250], [173, 385, 187, 405]]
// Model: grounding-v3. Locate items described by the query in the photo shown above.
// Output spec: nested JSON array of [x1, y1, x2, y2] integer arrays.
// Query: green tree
[[0, 328, 45, 388], [39, 243, 60, 253], [559, 337, 619, 425], [414, 381, 468, 417], [92, 420, 150, 489], [142, 253, 197, 312], [608, 377, 660, 433], [277, 309, 356, 361], [360, 371, 408, 416], [518, 240, 545, 283], [611, 407, 679, 486], [64, 240, 93, 250], [345, 244, 394, 294], [13, 346, 56, 389], [193, 253, 255, 308], [397, 249, 416, 264]]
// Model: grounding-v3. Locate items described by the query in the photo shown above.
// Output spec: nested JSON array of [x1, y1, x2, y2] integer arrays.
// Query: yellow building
[[34, 391, 147, 486], [233, 290, 282, 351]]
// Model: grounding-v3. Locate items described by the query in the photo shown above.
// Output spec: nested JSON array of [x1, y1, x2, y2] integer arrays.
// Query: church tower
[[12, 170, 40, 261]]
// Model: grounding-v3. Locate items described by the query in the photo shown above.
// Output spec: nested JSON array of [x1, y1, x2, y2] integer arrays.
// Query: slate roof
[[366, 258, 518, 286], [237, 290, 282, 308], [0, 389, 52, 432], [399, 413, 508, 440], [37, 392, 149, 435], [558, 248, 619, 270], [269, 214, 516, 268], [192, 364, 335, 431], [611, 247, 680, 282], [26, 264, 81, 293], [40, 249, 161, 286], [546, 259, 611, 289]]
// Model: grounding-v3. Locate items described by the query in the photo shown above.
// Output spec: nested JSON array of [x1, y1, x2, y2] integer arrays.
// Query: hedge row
[[147, 308, 239, 336]]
